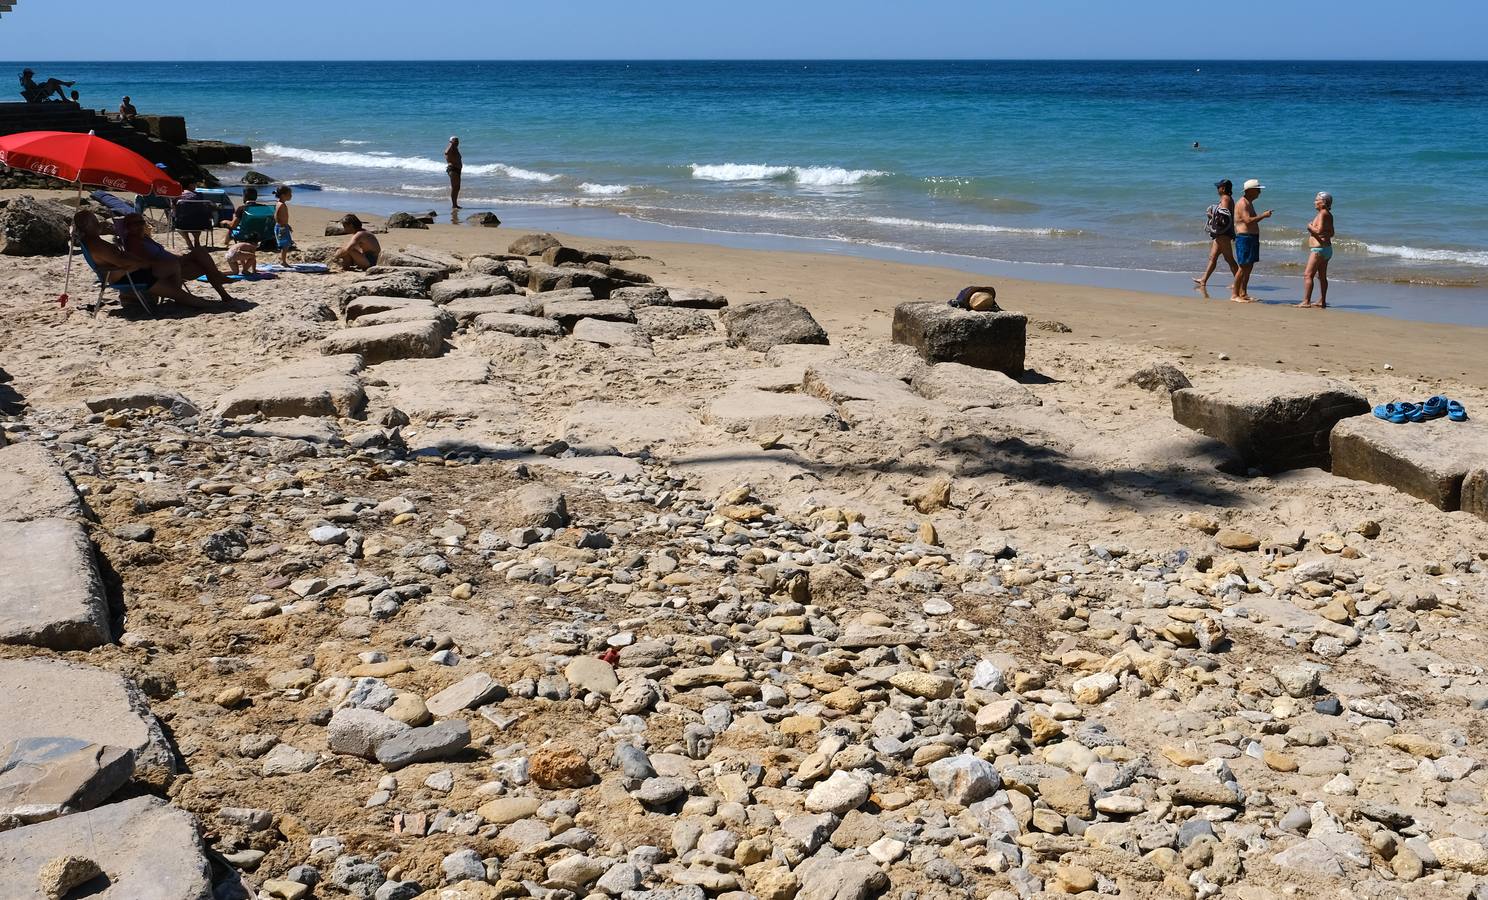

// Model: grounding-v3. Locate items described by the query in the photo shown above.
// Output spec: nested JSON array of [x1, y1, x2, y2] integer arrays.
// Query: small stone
[[1215, 529, 1260, 551], [529, 745, 594, 789], [37, 855, 101, 900], [1055, 863, 1097, 894], [926, 754, 1000, 806], [805, 770, 871, 815], [888, 670, 956, 700]]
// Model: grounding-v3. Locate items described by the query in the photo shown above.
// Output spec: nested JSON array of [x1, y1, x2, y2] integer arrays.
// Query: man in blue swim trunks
[[1230, 178, 1272, 303]]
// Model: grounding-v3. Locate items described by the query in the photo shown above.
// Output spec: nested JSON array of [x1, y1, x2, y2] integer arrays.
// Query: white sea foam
[[689, 163, 885, 186], [262, 144, 561, 182], [862, 215, 1077, 237], [337, 139, 371, 145], [579, 182, 631, 195], [1364, 243, 1488, 267]]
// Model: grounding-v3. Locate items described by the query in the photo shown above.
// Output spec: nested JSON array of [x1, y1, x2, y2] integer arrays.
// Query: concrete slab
[[1331, 416, 1488, 510], [344, 295, 434, 321], [911, 362, 1041, 410], [1171, 372, 1369, 471], [473, 312, 564, 338], [892, 302, 1026, 375], [0, 442, 84, 523], [430, 274, 516, 304], [0, 518, 109, 650], [444, 295, 539, 325], [543, 297, 635, 330], [572, 318, 653, 353], [528, 264, 617, 298], [215, 354, 366, 420], [320, 319, 446, 365], [352, 305, 455, 335], [705, 387, 844, 436], [83, 386, 197, 418], [562, 402, 700, 455], [0, 795, 211, 900], [0, 659, 175, 784], [0, 737, 135, 823]]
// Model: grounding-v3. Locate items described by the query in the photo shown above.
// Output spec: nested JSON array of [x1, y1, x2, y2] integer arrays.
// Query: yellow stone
[[1161, 746, 1207, 767], [391, 512, 416, 526], [1263, 751, 1298, 772], [349, 660, 413, 678]]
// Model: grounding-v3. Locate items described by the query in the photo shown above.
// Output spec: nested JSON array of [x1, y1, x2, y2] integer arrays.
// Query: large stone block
[[320, 319, 446, 365], [352, 305, 456, 335], [543, 297, 635, 330], [0, 796, 212, 900], [1170, 372, 1368, 471], [430, 274, 516, 304], [803, 366, 920, 409], [911, 362, 1040, 410], [720, 299, 828, 352], [344, 295, 433, 321], [474, 312, 564, 338], [892, 302, 1026, 375], [0, 442, 84, 523], [1464, 468, 1488, 523], [0, 518, 109, 650], [444, 295, 538, 325], [1330, 416, 1488, 510], [83, 385, 198, 418], [572, 318, 653, 352], [214, 354, 366, 419], [0, 659, 176, 785], [527, 264, 617, 298]]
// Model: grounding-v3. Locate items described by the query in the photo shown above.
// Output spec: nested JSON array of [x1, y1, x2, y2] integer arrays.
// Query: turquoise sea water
[[17, 60, 1488, 312]]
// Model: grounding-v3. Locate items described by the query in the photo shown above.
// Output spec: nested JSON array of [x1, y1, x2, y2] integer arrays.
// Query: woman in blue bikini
[[1297, 191, 1334, 309]]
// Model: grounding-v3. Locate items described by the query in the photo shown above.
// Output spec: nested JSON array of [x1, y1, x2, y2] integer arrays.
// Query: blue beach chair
[[77, 238, 156, 318]]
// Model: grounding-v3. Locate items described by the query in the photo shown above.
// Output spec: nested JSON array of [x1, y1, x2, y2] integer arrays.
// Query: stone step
[[0, 518, 109, 650], [319, 320, 446, 365], [215, 354, 366, 419], [1331, 415, 1488, 511]]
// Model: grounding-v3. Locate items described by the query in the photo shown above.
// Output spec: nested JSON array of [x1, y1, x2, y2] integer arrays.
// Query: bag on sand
[[1205, 203, 1233, 238], [950, 285, 1000, 311]]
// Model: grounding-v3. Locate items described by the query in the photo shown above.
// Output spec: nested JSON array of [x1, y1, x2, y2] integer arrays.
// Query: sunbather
[[332, 214, 381, 271], [115, 212, 240, 307], [73, 211, 216, 310]]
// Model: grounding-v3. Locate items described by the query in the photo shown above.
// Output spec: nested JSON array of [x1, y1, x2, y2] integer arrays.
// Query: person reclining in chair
[[115, 212, 241, 307], [19, 69, 75, 103], [75, 211, 238, 310]]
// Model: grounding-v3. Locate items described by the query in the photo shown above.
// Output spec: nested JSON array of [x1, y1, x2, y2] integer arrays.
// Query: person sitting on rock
[[19, 69, 74, 103], [332, 214, 381, 271], [119, 96, 138, 121]]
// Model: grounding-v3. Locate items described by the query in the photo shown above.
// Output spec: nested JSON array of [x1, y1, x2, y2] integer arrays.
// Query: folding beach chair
[[77, 238, 155, 318], [171, 198, 216, 249], [229, 204, 277, 250], [89, 190, 136, 219]]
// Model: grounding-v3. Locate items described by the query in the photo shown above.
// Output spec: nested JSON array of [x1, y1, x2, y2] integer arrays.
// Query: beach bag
[[1205, 203, 1233, 238]]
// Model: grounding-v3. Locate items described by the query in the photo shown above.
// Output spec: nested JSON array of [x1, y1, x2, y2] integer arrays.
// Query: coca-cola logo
[[100, 176, 128, 190], [29, 162, 59, 177]]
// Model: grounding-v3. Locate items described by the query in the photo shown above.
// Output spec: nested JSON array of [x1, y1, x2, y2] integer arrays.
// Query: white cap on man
[[1243, 178, 1265, 192]]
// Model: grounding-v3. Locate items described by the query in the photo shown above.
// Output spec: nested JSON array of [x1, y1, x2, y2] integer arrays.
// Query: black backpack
[[1205, 203, 1233, 238]]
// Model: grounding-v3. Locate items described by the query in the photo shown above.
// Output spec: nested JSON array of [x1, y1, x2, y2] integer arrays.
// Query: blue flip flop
[[1448, 400, 1469, 422], [1389, 402, 1418, 424], [1415, 395, 1449, 422], [1373, 403, 1400, 421]]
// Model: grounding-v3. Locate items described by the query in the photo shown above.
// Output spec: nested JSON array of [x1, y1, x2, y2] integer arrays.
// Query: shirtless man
[[116, 212, 240, 307], [444, 136, 462, 209], [1230, 178, 1272, 303], [73, 211, 227, 310], [119, 96, 138, 120], [332, 214, 382, 271], [1297, 192, 1335, 309]]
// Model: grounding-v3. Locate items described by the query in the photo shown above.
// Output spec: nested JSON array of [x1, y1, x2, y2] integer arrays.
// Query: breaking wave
[[689, 163, 887, 186], [262, 144, 561, 182]]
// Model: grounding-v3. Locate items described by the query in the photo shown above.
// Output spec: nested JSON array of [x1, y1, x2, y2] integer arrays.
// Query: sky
[[2, 0, 1485, 61]]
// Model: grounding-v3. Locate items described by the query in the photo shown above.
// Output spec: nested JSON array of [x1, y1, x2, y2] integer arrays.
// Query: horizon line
[[15, 57, 1488, 64]]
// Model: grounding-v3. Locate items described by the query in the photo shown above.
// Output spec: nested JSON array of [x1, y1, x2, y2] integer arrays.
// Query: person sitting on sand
[[1297, 191, 1335, 310], [332, 214, 381, 270], [1230, 178, 1272, 303], [74, 211, 227, 310], [225, 186, 264, 235], [115, 212, 240, 307], [1194, 179, 1237, 294]]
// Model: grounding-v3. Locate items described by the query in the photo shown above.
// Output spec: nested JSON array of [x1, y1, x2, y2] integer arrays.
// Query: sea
[[26, 60, 1488, 324]]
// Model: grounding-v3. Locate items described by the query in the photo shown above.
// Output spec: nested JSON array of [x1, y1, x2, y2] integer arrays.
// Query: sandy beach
[[3, 184, 1488, 899]]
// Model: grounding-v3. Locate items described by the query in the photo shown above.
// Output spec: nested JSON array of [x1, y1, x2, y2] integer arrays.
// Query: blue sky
[[3, 0, 1485, 60]]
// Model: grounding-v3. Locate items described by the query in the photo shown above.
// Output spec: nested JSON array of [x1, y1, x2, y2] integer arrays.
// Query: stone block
[[543, 297, 635, 330], [705, 387, 843, 435], [527, 264, 617, 298], [0, 737, 135, 823], [473, 313, 563, 338], [892, 302, 1026, 375], [720, 299, 828, 351], [83, 385, 198, 418], [215, 355, 366, 419], [1330, 416, 1488, 510], [0, 518, 109, 650], [1465, 468, 1488, 524], [430, 274, 516, 304], [320, 320, 446, 365], [1171, 372, 1369, 471], [0, 442, 84, 523], [0, 659, 175, 785], [352, 305, 456, 335], [803, 366, 919, 407], [911, 362, 1040, 410], [443, 295, 538, 325], [572, 318, 653, 352], [344, 295, 433, 321], [0, 796, 212, 899]]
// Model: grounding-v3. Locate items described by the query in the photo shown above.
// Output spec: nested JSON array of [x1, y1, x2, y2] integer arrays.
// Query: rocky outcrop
[[720, 299, 829, 351], [0, 195, 72, 256]]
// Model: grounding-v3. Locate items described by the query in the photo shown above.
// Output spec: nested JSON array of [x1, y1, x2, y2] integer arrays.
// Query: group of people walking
[[1195, 179, 1335, 309]]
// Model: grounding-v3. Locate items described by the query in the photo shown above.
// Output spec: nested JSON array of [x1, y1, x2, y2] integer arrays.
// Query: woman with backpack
[[1194, 179, 1237, 293]]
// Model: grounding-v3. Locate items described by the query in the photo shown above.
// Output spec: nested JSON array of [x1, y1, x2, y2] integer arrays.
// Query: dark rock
[[1314, 696, 1341, 715], [508, 233, 562, 256], [374, 720, 471, 771], [720, 299, 829, 351], [585, 261, 652, 284], [1127, 363, 1193, 393], [891, 301, 1025, 375], [242, 171, 274, 185], [0, 195, 72, 256], [528, 264, 617, 299], [1171, 372, 1369, 472], [386, 212, 428, 230], [469, 212, 501, 227], [542, 245, 610, 267], [201, 528, 248, 562]]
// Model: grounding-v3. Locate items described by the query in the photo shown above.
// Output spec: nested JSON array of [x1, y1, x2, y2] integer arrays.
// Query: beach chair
[[229, 204, 276, 250], [89, 190, 136, 219], [171, 198, 216, 249], [76, 238, 155, 318]]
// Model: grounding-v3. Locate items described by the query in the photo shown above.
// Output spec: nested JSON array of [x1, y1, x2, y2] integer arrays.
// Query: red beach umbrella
[[0, 130, 182, 197], [0, 130, 183, 307]]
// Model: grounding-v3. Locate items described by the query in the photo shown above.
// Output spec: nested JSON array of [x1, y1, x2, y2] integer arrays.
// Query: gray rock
[[1171, 371, 1369, 471], [327, 709, 412, 759], [331, 855, 387, 898], [805, 770, 871, 815], [719, 298, 829, 351], [500, 483, 568, 528], [1331, 415, 1488, 510], [547, 853, 606, 890], [528, 264, 618, 298], [320, 320, 446, 365], [375, 720, 471, 771], [430, 274, 516, 304], [911, 362, 1039, 410], [0, 441, 85, 523], [0, 736, 135, 823], [215, 354, 367, 419], [425, 674, 503, 716], [83, 385, 198, 418], [0, 658, 175, 784], [473, 312, 563, 337], [509, 233, 562, 256], [780, 812, 840, 855], [634, 776, 687, 807], [0, 517, 109, 650], [441, 848, 486, 883], [261, 744, 319, 776], [892, 301, 1026, 375], [1127, 363, 1193, 393], [794, 857, 890, 900], [661, 287, 729, 309], [926, 754, 1000, 806], [543, 297, 635, 330], [597, 861, 643, 893], [633, 306, 717, 339], [543, 245, 611, 267], [374, 882, 423, 900], [0, 195, 72, 256], [572, 317, 653, 351], [0, 796, 212, 898]]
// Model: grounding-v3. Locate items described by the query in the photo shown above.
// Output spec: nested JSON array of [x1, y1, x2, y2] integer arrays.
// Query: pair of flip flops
[[1373, 395, 1468, 424]]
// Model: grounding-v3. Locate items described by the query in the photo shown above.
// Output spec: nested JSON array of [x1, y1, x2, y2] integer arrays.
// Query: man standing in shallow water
[[444, 136, 462, 209], [1230, 178, 1272, 303]]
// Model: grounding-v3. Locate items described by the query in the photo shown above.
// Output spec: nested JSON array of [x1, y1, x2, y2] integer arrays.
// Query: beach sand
[[3, 188, 1488, 898]]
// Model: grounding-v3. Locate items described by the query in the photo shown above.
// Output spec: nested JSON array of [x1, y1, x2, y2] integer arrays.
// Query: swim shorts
[[1310, 245, 1333, 261], [1235, 233, 1260, 266], [275, 224, 294, 250]]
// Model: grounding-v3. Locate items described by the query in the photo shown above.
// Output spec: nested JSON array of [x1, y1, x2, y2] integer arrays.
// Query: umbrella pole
[[58, 181, 82, 307]]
